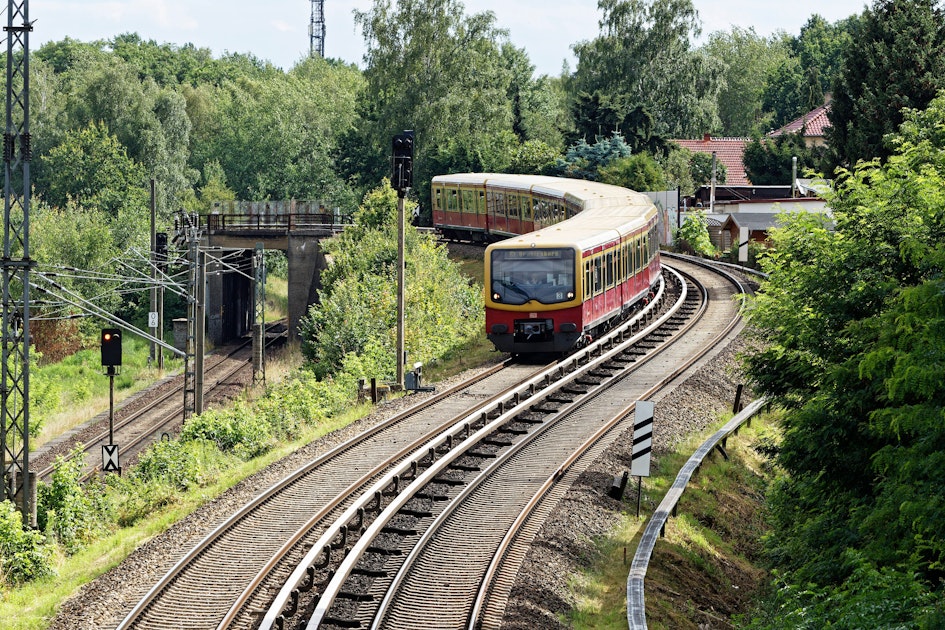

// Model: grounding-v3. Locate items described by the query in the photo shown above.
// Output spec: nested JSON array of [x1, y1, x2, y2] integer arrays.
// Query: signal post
[[101, 329, 122, 474]]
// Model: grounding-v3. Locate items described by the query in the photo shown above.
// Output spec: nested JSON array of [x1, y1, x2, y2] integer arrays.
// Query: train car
[[432, 173, 585, 242], [477, 176, 661, 355]]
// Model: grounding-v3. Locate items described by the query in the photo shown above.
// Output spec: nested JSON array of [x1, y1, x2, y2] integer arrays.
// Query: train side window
[[478, 191, 485, 215], [593, 256, 603, 295], [494, 192, 505, 217], [448, 189, 459, 213], [433, 187, 442, 213], [585, 260, 593, 300], [605, 252, 614, 288], [462, 190, 474, 215]]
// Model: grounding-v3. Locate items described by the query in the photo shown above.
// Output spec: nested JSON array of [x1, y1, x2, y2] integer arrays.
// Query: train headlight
[[567, 291, 575, 300], [492, 292, 502, 301]]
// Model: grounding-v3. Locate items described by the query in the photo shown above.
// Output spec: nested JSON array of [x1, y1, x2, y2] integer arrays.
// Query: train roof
[[432, 173, 652, 208], [434, 173, 658, 251], [486, 203, 657, 254]]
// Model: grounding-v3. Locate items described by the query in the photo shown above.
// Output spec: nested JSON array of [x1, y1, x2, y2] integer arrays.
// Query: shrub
[[37, 449, 110, 554], [132, 438, 202, 490], [0, 500, 55, 587], [179, 402, 273, 459]]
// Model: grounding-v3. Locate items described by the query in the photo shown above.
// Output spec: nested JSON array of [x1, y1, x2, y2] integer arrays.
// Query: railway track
[[113, 259, 746, 630], [33, 324, 285, 484]]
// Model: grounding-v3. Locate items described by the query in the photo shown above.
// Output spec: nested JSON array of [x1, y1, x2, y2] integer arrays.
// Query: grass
[[32, 337, 184, 450], [0, 382, 371, 630], [567, 413, 780, 630]]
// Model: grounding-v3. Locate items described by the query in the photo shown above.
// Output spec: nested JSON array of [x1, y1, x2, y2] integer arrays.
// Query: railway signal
[[392, 131, 414, 194], [101, 328, 122, 369]]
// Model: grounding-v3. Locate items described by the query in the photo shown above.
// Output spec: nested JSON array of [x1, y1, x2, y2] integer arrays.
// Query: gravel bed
[[44, 367, 486, 630], [501, 336, 751, 629], [47, 335, 749, 630]]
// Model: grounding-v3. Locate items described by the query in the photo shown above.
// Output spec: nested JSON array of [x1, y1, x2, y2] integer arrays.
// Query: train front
[[484, 242, 584, 354]]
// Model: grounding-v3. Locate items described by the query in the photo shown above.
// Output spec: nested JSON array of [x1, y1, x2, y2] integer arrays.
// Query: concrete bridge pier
[[287, 235, 327, 339]]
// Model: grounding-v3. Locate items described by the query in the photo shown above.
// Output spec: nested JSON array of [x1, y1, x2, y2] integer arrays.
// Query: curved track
[[115, 260, 746, 630]]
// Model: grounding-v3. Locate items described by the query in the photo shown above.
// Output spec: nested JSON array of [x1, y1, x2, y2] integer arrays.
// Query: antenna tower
[[309, 0, 325, 58]]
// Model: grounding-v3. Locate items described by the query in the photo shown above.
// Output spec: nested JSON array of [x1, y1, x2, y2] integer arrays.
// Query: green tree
[[761, 15, 857, 129], [38, 121, 148, 223], [674, 210, 717, 257], [744, 92, 945, 616], [189, 56, 363, 207], [552, 132, 632, 180], [701, 27, 792, 136], [598, 153, 664, 191], [571, 0, 722, 139], [300, 181, 482, 379], [689, 151, 726, 186], [349, 0, 517, 211], [742, 131, 828, 185], [827, 0, 945, 167]]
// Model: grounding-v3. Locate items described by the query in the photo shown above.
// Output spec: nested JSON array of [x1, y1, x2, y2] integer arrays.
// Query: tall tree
[[349, 0, 517, 210], [826, 0, 945, 167], [762, 15, 857, 129], [744, 93, 945, 618], [742, 131, 828, 185], [701, 27, 792, 136], [570, 0, 723, 139]]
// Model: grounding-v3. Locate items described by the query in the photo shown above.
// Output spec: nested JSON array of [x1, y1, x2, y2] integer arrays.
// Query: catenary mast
[[2, 0, 34, 525]]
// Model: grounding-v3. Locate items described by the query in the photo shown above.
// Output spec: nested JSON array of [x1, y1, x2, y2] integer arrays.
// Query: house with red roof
[[767, 102, 831, 148], [672, 134, 751, 186]]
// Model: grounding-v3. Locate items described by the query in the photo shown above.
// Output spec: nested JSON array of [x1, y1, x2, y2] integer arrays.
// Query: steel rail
[[297, 271, 681, 628], [259, 273, 672, 629], [467, 260, 748, 629], [115, 359, 512, 630], [214, 360, 548, 629], [35, 326, 280, 483]]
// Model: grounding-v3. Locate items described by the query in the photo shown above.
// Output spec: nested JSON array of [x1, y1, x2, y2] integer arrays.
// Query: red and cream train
[[431, 174, 661, 355]]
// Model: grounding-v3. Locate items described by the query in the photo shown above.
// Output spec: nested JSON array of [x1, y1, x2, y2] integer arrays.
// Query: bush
[[0, 500, 55, 587], [132, 439, 202, 490], [179, 402, 273, 459], [37, 449, 110, 554]]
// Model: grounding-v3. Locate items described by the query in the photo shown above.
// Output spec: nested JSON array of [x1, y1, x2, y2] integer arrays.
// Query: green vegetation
[[7, 0, 945, 625], [674, 211, 718, 258], [740, 92, 945, 627], [0, 180, 488, 628], [567, 414, 778, 629], [300, 181, 483, 381]]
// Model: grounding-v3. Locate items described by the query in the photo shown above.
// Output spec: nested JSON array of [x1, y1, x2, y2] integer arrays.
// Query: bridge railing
[[205, 212, 354, 233]]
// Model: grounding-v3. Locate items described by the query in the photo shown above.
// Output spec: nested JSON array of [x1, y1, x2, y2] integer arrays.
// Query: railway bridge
[[201, 201, 352, 345]]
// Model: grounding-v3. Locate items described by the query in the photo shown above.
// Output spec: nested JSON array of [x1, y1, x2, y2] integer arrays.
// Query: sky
[[27, 0, 870, 77]]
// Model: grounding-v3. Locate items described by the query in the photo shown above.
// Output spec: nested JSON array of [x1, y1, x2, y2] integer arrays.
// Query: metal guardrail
[[626, 396, 768, 629]]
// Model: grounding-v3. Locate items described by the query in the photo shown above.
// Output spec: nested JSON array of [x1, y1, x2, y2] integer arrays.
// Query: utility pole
[[309, 0, 325, 58], [1, 0, 34, 526]]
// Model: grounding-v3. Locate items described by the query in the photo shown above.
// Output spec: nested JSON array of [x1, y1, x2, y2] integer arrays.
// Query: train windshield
[[490, 248, 576, 305]]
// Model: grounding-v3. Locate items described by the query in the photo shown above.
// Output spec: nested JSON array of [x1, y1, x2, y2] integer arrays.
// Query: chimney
[[703, 133, 711, 142]]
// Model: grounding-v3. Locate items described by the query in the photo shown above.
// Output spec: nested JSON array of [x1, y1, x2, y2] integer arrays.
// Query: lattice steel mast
[[309, 0, 325, 58], [1, 0, 33, 525]]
